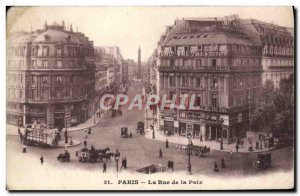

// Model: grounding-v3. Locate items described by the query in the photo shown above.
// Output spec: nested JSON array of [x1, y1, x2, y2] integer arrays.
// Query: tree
[[252, 74, 294, 138]]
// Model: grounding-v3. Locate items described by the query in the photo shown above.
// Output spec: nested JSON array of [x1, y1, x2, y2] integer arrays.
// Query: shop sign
[[174, 120, 179, 128], [220, 115, 229, 126], [186, 123, 193, 134], [238, 113, 243, 122]]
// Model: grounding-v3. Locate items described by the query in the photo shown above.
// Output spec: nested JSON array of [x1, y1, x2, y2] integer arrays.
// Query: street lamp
[[219, 118, 224, 150], [114, 151, 120, 177], [187, 132, 192, 175], [64, 112, 68, 144]]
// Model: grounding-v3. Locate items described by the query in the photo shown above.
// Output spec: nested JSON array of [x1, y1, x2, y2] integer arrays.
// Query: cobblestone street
[[7, 82, 294, 179]]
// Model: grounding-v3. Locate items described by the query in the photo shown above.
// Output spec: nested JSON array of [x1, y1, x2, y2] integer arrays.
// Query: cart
[[121, 127, 129, 138], [254, 153, 271, 169]]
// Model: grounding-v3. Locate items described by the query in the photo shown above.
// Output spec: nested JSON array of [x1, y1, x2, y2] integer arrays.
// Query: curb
[[143, 131, 276, 154]]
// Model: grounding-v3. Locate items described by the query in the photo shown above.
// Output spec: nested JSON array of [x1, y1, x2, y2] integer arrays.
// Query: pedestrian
[[221, 158, 226, 168], [230, 151, 233, 158], [235, 143, 239, 153], [40, 155, 44, 165], [170, 161, 174, 171], [256, 141, 259, 149], [214, 161, 219, 172], [165, 139, 169, 148], [129, 132, 132, 138], [70, 137, 73, 146], [220, 140, 223, 150], [159, 149, 163, 158], [200, 135, 203, 142], [103, 162, 107, 173], [84, 140, 87, 148], [91, 145, 95, 151], [124, 157, 127, 169], [88, 128, 91, 134], [120, 158, 125, 170], [190, 141, 193, 146], [84, 132, 88, 139], [22, 145, 26, 153]]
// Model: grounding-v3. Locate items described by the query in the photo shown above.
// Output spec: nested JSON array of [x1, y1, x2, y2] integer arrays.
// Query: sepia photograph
[[5, 6, 295, 190]]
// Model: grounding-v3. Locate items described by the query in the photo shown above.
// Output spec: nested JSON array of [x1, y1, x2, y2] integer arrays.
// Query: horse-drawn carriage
[[178, 144, 210, 157], [76, 147, 113, 163], [254, 153, 271, 169], [57, 150, 71, 162]]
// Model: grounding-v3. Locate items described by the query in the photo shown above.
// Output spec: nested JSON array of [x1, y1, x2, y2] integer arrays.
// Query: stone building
[[248, 19, 294, 88], [7, 21, 95, 128], [153, 16, 263, 143]]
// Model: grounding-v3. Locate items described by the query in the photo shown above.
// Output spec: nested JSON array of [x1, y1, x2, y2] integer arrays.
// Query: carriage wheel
[[192, 148, 200, 157]]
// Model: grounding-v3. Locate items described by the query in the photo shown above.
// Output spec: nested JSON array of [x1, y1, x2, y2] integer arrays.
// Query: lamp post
[[64, 112, 68, 144], [187, 132, 192, 175], [219, 118, 224, 150], [94, 99, 96, 125], [114, 151, 120, 177]]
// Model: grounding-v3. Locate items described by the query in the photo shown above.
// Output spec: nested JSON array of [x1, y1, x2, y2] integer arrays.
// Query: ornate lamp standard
[[114, 151, 120, 177], [187, 132, 192, 175]]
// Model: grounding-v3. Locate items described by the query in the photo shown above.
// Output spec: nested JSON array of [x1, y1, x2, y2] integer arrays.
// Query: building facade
[[7, 21, 95, 129], [153, 16, 264, 143], [249, 19, 294, 88]]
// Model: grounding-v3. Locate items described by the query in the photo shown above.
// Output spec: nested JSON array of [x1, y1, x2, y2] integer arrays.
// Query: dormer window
[[44, 34, 50, 41]]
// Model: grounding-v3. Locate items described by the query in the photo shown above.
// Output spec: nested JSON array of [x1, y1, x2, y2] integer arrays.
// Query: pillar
[[46, 105, 54, 128]]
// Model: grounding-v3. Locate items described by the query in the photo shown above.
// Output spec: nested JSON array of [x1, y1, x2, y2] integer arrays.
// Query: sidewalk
[[7, 111, 110, 136], [144, 127, 275, 154]]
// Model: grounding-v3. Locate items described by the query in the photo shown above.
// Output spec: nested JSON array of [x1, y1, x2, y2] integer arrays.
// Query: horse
[[96, 147, 110, 154], [99, 152, 114, 162]]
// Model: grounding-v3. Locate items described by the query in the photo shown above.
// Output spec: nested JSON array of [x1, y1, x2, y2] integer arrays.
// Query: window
[[19, 90, 22, 99], [182, 76, 189, 87], [56, 48, 62, 56], [19, 60, 24, 67], [31, 60, 36, 68], [212, 59, 217, 68], [32, 76, 36, 84], [169, 91, 175, 100], [211, 94, 217, 107], [195, 77, 201, 87], [19, 75, 23, 83], [42, 76, 48, 84], [42, 60, 48, 68], [196, 59, 202, 68], [56, 76, 62, 83], [240, 78, 243, 87], [195, 96, 201, 107], [32, 89, 36, 98], [169, 76, 176, 87], [212, 76, 218, 89], [69, 60, 74, 67], [42, 46, 49, 56], [56, 61, 62, 68], [70, 75, 74, 83], [170, 60, 174, 67]]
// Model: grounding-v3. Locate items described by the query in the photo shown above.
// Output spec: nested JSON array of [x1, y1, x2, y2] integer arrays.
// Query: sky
[[7, 7, 294, 62]]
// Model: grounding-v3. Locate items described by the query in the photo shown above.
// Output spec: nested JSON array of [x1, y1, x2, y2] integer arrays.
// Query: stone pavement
[[144, 115, 275, 154], [6, 110, 110, 136]]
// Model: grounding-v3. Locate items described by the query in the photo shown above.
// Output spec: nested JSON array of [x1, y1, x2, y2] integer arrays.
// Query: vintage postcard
[[6, 6, 295, 190]]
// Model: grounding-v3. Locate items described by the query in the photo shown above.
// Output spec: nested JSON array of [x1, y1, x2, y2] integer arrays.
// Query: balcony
[[159, 51, 230, 58], [158, 65, 262, 72]]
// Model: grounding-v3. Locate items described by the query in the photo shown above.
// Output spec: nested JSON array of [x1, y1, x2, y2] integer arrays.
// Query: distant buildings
[[148, 15, 294, 143], [248, 19, 294, 88], [7, 21, 95, 128]]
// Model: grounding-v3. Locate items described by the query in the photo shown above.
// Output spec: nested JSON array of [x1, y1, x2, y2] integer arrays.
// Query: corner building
[[7, 21, 95, 128], [156, 16, 262, 143]]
